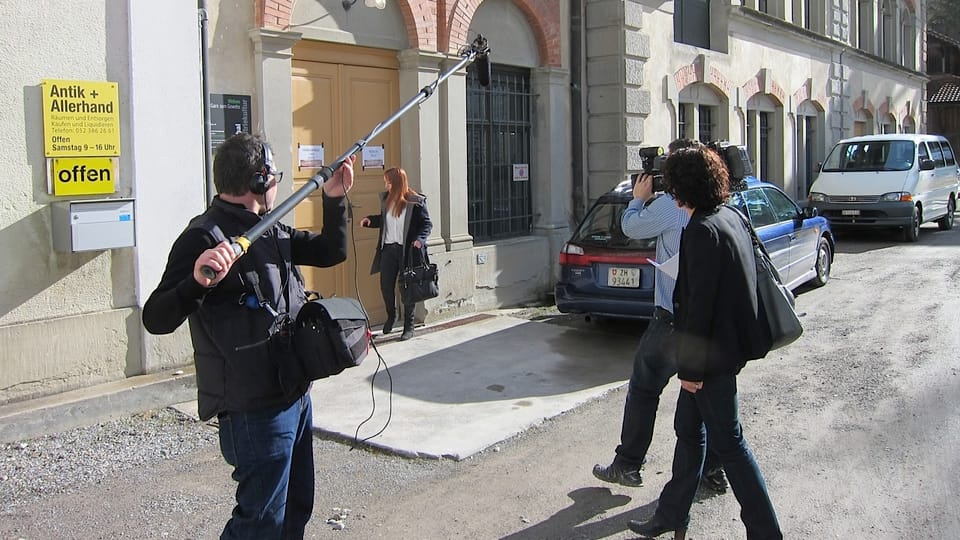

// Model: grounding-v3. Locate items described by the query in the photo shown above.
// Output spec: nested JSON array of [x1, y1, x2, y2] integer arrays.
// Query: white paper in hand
[[646, 254, 679, 280]]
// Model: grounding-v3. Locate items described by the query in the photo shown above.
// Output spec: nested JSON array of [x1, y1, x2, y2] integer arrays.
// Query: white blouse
[[384, 204, 407, 245]]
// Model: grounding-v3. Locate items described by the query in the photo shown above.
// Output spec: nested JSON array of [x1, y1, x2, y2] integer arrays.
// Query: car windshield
[[821, 140, 915, 172], [570, 199, 657, 249]]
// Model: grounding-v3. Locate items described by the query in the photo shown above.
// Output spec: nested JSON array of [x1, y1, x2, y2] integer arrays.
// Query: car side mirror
[[802, 206, 819, 219], [920, 158, 936, 171]]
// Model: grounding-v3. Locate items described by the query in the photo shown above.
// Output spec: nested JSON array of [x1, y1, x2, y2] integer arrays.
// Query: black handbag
[[293, 297, 371, 380], [729, 206, 803, 360], [398, 246, 439, 304]]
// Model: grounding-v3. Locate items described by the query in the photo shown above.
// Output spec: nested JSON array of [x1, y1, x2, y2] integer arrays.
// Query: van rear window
[[821, 140, 915, 172]]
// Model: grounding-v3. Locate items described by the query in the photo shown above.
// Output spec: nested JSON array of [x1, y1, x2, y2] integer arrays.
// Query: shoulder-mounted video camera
[[706, 141, 754, 190], [635, 146, 668, 192]]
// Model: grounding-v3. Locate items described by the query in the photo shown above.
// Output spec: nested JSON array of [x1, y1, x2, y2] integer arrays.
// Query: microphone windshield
[[476, 52, 491, 87]]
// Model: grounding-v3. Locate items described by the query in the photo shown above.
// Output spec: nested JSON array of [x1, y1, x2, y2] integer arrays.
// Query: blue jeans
[[218, 393, 315, 540], [655, 374, 782, 539], [615, 313, 720, 472]]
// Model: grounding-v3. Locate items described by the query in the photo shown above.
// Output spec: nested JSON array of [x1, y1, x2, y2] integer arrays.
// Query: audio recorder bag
[[293, 297, 372, 380]]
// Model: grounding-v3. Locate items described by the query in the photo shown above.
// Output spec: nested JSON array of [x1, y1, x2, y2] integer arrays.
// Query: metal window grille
[[466, 65, 533, 241], [678, 105, 688, 138], [759, 111, 770, 179], [698, 105, 713, 142]]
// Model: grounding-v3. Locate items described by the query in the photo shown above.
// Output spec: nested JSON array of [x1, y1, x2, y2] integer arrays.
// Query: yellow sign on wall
[[50, 157, 117, 196], [42, 79, 120, 157]]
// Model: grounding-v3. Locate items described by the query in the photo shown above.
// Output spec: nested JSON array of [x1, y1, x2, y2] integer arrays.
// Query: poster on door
[[513, 163, 529, 182], [362, 145, 385, 169], [298, 144, 324, 169]]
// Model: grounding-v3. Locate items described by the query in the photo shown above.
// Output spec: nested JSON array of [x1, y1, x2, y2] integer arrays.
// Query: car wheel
[[903, 206, 920, 242], [812, 237, 831, 287], [938, 197, 955, 231]]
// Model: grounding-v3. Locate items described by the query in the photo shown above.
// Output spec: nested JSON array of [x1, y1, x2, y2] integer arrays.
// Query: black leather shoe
[[399, 327, 414, 341], [627, 515, 687, 539], [592, 462, 643, 487], [382, 316, 395, 335], [701, 466, 729, 493]]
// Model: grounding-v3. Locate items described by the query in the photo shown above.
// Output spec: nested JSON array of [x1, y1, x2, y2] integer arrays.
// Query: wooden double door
[[291, 42, 400, 323]]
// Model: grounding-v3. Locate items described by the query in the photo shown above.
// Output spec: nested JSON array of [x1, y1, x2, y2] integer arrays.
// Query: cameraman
[[592, 139, 726, 492]]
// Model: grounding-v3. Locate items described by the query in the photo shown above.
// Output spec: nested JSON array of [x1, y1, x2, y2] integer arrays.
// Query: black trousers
[[616, 308, 721, 472], [379, 243, 414, 325]]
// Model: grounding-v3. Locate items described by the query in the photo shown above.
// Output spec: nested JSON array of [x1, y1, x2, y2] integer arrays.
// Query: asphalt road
[[2, 220, 959, 539]]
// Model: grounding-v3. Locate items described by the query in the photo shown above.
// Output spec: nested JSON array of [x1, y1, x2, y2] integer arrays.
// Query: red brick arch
[[256, 0, 432, 50], [257, 0, 559, 66], [441, 0, 561, 66]]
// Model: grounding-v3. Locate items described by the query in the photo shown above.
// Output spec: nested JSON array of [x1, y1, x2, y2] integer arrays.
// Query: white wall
[[130, 2, 206, 307], [0, 0, 204, 404]]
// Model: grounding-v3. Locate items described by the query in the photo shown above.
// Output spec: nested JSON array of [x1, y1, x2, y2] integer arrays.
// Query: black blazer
[[672, 205, 764, 382], [362, 191, 433, 274]]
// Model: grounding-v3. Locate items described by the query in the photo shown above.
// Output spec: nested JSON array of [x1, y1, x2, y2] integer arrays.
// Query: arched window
[[677, 83, 726, 142], [879, 112, 897, 134], [854, 108, 874, 136], [746, 93, 784, 184], [796, 100, 825, 195], [902, 116, 916, 134]]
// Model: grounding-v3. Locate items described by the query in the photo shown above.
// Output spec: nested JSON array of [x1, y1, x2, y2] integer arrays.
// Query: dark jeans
[[615, 311, 720, 472], [379, 243, 414, 324], [218, 393, 315, 540], [655, 374, 782, 539]]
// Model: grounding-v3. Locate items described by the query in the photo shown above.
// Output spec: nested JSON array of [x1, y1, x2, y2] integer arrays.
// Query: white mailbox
[[52, 199, 136, 252]]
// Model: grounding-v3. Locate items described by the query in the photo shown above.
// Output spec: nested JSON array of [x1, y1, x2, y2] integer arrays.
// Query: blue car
[[555, 176, 835, 320]]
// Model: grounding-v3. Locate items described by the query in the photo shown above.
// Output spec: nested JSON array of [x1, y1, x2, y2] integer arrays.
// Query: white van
[[808, 134, 959, 241]]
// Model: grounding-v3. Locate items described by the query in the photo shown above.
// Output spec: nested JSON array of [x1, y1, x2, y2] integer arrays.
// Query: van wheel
[[938, 197, 955, 231], [903, 206, 921, 242], [812, 237, 832, 287]]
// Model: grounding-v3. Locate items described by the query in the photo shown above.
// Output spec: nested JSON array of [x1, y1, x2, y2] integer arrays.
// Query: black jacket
[[363, 191, 433, 274], [672, 205, 763, 382], [142, 194, 348, 420]]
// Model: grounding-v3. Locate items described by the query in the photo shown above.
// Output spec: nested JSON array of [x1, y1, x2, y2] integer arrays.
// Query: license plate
[[842, 209, 860, 216], [608, 267, 640, 288]]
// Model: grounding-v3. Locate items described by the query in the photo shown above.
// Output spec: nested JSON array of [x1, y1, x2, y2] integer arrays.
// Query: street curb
[[0, 368, 197, 444]]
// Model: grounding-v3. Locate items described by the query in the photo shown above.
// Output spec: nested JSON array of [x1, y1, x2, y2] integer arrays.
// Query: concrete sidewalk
[[309, 313, 637, 460], [2, 312, 639, 459]]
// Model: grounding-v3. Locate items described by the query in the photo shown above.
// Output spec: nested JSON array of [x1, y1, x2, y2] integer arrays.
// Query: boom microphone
[[471, 34, 491, 87], [476, 50, 491, 87]]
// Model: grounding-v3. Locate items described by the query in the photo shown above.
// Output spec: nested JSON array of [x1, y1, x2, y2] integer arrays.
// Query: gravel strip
[[0, 407, 218, 512]]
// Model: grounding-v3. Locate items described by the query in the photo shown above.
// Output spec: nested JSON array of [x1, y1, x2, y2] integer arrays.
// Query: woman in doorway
[[360, 167, 433, 341]]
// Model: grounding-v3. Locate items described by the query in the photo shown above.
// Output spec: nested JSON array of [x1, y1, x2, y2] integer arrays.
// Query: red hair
[[384, 167, 416, 217]]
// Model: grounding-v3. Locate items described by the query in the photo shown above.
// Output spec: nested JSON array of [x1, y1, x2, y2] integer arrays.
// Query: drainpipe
[[199, 0, 214, 201], [570, 0, 585, 222], [838, 47, 845, 141]]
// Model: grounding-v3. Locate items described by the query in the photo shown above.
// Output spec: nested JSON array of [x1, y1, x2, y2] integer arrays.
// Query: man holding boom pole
[[143, 132, 355, 538]]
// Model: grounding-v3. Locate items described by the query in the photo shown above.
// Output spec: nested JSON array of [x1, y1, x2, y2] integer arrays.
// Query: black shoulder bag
[[398, 245, 439, 304], [728, 205, 803, 359]]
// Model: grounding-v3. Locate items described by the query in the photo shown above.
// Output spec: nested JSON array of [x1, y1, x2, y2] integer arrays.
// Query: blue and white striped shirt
[[621, 194, 689, 312]]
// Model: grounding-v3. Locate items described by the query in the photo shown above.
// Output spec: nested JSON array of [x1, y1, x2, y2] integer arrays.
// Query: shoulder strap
[[724, 204, 771, 259]]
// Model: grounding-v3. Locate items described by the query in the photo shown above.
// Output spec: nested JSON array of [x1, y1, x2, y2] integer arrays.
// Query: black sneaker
[[592, 462, 643, 487], [701, 466, 728, 493]]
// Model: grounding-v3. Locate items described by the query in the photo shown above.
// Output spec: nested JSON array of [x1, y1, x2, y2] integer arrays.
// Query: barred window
[[466, 65, 533, 241]]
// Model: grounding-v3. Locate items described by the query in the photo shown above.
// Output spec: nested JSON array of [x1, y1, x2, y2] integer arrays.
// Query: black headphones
[[250, 142, 276, 195]]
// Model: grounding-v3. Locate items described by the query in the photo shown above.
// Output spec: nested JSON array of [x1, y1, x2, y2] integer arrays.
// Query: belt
[[652, 306, 673, 323]]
